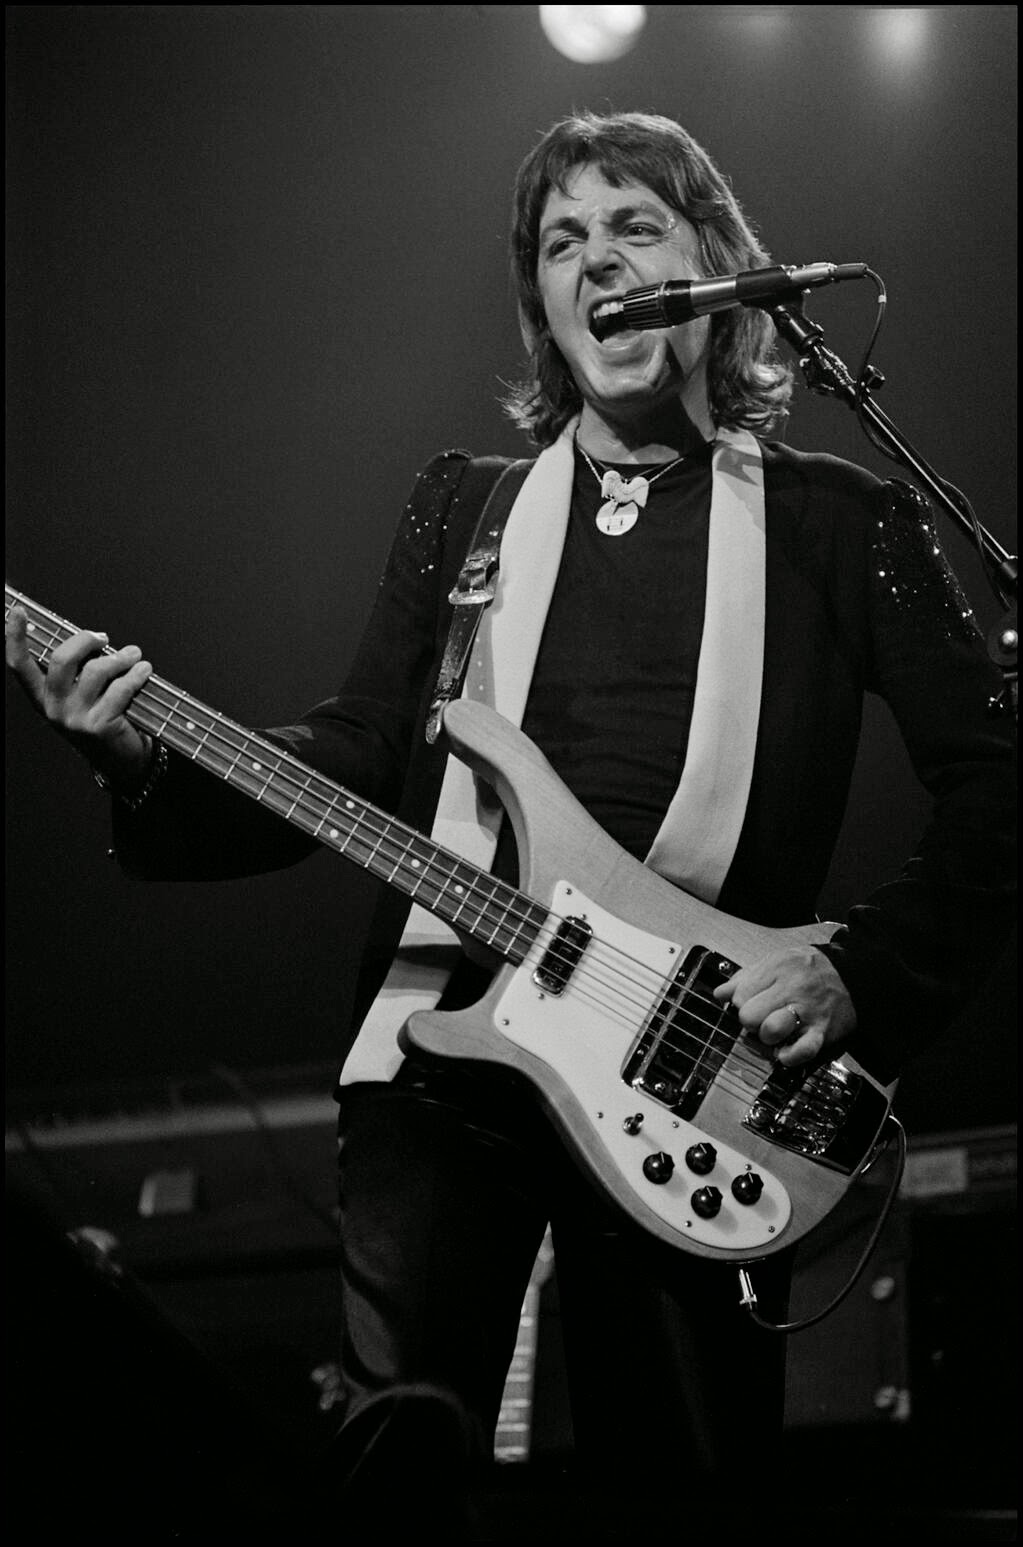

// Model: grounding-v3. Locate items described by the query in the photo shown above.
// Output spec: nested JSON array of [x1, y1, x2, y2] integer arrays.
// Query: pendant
[[596, 499, 640, 536]]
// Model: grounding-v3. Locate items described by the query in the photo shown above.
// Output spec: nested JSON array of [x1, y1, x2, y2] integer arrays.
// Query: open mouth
[[587, 295, 626, 336], [587, 294, 622, 322], [587, 294, 645, 347]]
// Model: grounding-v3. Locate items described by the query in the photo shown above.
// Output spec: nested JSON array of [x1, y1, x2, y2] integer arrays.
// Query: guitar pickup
[[533, 915, 592, 996], [622, 946, 737, 1117]]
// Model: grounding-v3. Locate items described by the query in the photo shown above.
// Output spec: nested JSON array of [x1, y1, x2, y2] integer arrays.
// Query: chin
[[590, 365, 679, 409]]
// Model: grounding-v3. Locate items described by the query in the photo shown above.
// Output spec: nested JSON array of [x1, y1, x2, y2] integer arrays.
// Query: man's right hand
[[6, 605, 154, 787]]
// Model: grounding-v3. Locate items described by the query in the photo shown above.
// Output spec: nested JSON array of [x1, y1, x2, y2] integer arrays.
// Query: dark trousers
[[323, 1063, 792, 1538]]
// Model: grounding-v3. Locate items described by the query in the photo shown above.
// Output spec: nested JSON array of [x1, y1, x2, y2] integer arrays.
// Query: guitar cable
[[737, 1113, 907, 1334]]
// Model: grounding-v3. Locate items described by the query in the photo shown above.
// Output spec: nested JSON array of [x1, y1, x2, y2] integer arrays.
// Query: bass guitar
[[7, 584, 896, 1263]]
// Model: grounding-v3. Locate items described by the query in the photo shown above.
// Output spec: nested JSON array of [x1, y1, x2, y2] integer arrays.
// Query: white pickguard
[[493, 881, 792, 1252]]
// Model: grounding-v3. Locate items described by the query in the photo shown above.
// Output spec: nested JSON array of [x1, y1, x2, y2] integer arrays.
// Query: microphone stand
[[766, 301, 1018, 720]]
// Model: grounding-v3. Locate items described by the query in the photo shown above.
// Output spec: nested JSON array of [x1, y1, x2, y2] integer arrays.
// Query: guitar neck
[[7, 586, 544, 964]]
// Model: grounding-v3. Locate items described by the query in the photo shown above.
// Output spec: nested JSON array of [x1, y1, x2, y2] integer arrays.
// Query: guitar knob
[[685, 1142, 717, 1175], [691, 1185, 723, 1219], [642, 1151, 675, 1185], [731, 1172, 764, 1205]]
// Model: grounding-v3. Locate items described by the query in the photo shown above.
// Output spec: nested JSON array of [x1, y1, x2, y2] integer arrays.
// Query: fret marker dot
[[329, 828, 339, 839], [411, 859, 421, 869], [346, 801, 355, 810], [454, 885, 465, 895], [252, 762, 262, 772], [186, 720, 196, 731]]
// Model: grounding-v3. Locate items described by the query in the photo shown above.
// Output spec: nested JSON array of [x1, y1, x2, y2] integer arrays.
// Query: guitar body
[[402, 699, 895, 1263]]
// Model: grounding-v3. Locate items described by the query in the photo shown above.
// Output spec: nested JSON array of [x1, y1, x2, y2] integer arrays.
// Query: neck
[[577, 396, 714, 464]]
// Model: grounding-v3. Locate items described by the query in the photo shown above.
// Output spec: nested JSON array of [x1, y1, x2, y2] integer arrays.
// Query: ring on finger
[[784, 1002, 803, 1031]]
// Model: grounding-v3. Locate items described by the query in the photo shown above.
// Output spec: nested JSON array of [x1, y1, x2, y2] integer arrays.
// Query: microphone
[[590, 262, 868, 340]]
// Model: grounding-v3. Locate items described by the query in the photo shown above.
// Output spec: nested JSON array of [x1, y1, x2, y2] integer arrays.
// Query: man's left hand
[[712, 947, 856, 1067]]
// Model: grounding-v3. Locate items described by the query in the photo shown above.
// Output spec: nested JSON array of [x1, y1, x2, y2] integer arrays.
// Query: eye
[[623, 221, 664, 240], [542, 235, 580, 261]]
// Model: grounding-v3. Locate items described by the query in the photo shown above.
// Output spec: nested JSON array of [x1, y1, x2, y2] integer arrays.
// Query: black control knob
[[731, 1171, 764, 1206], [691, 1185, 723, 1219], [642, 1151, 675, 1185], [685, 1142, 717, 1175]]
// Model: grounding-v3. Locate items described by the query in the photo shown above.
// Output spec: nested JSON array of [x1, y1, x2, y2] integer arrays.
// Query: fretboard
[[7, 585, 547, 962]]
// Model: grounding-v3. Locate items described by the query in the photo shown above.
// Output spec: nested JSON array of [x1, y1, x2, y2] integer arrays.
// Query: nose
[[581, 228, 624, 283]]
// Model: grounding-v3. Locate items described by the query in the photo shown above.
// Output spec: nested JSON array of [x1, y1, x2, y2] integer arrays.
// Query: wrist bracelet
[[92, 737, 169, 811]]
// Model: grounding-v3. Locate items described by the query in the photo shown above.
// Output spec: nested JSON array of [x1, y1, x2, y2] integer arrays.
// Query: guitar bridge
[[621, 946, 737, 1117], [744, 1060, 889, 1174]]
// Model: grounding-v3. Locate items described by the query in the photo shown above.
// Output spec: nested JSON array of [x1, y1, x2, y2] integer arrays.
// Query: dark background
[[6, 5, 1017, 1128]]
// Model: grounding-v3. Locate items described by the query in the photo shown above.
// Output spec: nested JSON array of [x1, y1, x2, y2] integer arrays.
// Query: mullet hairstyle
[[504, 111, 793, 447]]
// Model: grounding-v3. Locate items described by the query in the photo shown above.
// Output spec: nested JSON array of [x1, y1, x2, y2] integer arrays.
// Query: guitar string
[[11, 597, 845, 1129], [10, 594, 849, 1122], [9, 595, 844, 1122], [14, 692, 839, 1130], [114, 674, 817, 1114]]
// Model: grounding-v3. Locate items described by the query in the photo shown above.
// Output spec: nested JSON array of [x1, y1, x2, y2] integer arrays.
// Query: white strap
[[388, 424, 578, 953], [645, 427, 766, 902], [340, 430, 577, 1083]]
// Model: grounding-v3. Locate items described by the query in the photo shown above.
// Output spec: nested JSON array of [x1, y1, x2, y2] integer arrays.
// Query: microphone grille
[[617, 285, 671, 330]]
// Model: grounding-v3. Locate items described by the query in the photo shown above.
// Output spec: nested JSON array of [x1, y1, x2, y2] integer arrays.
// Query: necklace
[[577, 442, 687, 536]]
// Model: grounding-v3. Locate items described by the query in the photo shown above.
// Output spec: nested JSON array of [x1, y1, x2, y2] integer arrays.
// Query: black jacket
[[114, 442, 1017, 1082]]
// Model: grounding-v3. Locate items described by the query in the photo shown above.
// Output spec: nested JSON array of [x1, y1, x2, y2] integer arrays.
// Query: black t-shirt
[[516, 439, 714, 862]]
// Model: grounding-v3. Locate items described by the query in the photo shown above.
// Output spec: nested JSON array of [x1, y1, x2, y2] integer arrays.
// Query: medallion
[[595, 499, 640, 536]]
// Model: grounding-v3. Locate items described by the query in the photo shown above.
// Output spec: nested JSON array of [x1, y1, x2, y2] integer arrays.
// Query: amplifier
[[785, 1125, 1016, 1429], [784, 1125, 1016, 1511]]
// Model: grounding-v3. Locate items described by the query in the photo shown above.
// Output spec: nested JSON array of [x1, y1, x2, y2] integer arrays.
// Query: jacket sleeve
[[112, 450, 471, 880], [818, 478, 1017, 1081]]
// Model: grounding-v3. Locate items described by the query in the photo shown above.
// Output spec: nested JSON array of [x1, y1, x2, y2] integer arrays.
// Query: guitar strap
[[337, 453, 535, 1087], [425, 458, 534, 745]]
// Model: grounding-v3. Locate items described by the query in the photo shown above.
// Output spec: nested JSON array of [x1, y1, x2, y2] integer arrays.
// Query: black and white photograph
[[6, 7, 1017, 1541]]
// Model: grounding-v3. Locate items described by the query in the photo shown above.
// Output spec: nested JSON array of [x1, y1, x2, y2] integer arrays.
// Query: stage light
[[872, 6, 929, 64], [539, 5, 647, 64]]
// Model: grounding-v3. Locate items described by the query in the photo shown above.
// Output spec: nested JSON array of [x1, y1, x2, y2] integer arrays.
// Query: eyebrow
[[539, 201, 672, 242]]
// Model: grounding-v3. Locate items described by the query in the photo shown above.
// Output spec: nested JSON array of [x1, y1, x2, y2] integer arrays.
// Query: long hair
[[504, 111, 793, 447]]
